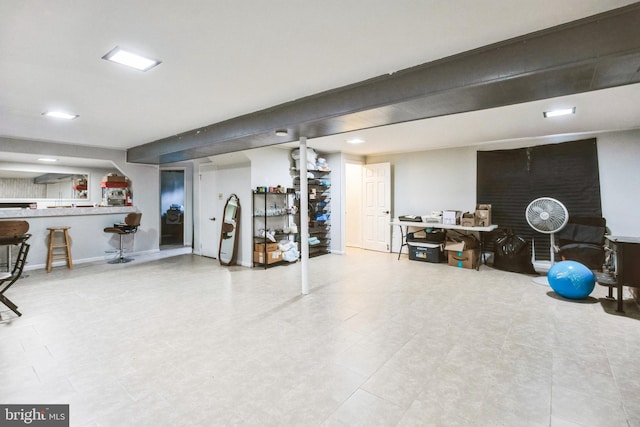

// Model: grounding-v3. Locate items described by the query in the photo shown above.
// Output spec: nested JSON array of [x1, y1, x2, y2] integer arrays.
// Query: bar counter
[[0, 205, 136, 218], [0, 206, 139, 270]]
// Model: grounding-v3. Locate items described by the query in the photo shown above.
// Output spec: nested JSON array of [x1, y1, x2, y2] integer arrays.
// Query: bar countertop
[[0, 206, 137, 218]]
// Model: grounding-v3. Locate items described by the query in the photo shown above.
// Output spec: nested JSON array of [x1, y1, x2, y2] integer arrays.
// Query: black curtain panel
[[477, 139, 602, 261]]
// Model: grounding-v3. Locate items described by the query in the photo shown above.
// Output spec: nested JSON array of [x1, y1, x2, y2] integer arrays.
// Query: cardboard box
[[102, 174, 127, 183], [408, 243, 444, 263], [444, 240, 466, 252], [475, 204, 492, 227], [448, 249, 480, 269], [423, 214, 442, 224], [442, 210, 461, 225], [255, 242, 278, 252], [444, 236, 479, 252], [99, 181, 129, 188], [253, 250, 282, 264], [460, 212, 475, 227], [407, 229, 446, 244]]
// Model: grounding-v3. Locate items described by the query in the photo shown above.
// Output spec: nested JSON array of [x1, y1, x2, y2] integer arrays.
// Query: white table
[[390, 219, 498, 268]]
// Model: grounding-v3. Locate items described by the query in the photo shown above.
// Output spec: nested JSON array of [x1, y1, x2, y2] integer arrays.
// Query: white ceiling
[[1, 0, 639, 160], [302, 83, 640, 156]]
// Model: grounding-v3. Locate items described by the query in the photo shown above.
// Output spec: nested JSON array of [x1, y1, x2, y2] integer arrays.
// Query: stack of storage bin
[[407, 229, 446, 263]]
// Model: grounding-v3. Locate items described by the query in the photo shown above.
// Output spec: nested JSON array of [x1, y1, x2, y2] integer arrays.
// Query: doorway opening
[[160, 170, 185, 248], [344, 161, 392, 253], [345, 162, 363, 248]]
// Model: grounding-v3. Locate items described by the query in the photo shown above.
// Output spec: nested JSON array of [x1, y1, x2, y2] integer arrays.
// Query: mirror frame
[[218, 194, 241, 266]]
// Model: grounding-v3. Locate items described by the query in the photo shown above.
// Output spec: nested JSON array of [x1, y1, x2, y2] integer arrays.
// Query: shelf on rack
[[291, 164, 331, 259], [252, 190, 297, 268]]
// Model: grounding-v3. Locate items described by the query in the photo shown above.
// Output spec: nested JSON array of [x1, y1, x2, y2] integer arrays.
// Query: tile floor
[[1, 248, 640, 426]]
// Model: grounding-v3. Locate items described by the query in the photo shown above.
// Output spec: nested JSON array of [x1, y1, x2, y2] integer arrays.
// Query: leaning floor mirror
[[218, 194, 240, 266]]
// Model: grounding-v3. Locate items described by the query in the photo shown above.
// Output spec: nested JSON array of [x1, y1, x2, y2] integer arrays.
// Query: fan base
[[531, 260, 552, 286], [532, 276, 550, 286], [533, 260, 552, 274]]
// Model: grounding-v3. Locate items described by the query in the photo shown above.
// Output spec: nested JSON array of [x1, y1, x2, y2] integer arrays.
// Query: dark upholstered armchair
[[557, 216, 607, 271]]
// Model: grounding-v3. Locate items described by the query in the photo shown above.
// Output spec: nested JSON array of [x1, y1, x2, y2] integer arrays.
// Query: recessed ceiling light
[[42, 111, 79, 120], [102, 46, 161, 72], [543, 107, 575, 118], [346, 138, 365, 144], [37, 158, 58, 162], [275, 129, 288, 136]]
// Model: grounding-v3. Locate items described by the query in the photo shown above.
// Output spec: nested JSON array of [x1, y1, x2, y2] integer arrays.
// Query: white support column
[[300, 137, 309, 295]]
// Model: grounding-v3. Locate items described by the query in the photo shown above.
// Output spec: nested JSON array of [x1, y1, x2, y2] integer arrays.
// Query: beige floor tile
[[1, 248, 639, 426], [550, 415, 587, 427], [481, 381, 551, 426], [326, 389, 405, 427], [397, 398, 473, 426], [551, 384, 628, 427]]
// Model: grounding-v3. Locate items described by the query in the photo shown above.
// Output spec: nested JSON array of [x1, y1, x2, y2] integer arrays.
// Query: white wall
[[247, 146, 294, 189], [367, 129, 640, 252], [597, 130, 640, 236], [368, 146, 478, 216], [345, 162, 363, 248], [110, 161, 160, 253], [215, 165, 252, 266]]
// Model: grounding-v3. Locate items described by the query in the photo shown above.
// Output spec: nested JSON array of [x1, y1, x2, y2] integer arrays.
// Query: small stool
[[46, 227, 73, 272]]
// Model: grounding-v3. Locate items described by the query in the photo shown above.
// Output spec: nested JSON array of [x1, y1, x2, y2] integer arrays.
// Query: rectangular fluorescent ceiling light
[[102, 46, 161, 71], [543, 107, 575, 118], [42, 111, 79, 120], [346, 138, 365, 144], [37, 158, 58, 162]]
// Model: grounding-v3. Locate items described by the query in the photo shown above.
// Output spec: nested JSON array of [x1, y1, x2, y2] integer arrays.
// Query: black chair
[[0, 241, 30, 319], [104, 212, 142, 263]]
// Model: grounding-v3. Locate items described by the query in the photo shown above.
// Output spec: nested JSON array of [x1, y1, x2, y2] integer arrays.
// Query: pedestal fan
[[525, 197, 569, 282]]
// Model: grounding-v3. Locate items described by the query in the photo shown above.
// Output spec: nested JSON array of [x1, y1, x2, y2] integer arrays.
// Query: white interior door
[[363, 162, 391, 252], [199, 169, 220, 258]]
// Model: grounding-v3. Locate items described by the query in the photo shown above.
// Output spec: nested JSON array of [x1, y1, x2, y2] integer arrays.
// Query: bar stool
[[103, 213, 142, 263], [46, 226, 73, 272], [0, 220, 30, 272]]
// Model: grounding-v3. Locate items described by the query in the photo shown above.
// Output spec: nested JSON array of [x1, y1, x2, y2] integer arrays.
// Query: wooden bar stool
[[46, 226, 73, 272]]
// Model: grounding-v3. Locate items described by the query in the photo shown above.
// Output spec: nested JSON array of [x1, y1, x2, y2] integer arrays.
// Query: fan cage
[[525, 197, 568, 234]]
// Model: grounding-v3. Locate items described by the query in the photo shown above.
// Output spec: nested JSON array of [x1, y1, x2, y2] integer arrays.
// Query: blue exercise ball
[[547, 260, 596, 300]]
